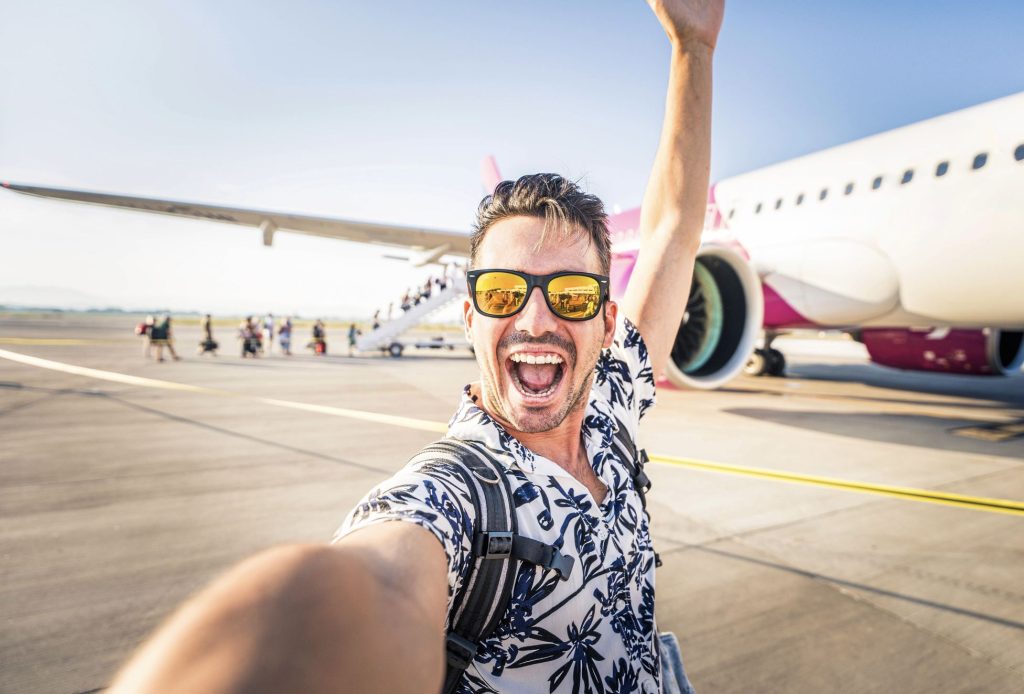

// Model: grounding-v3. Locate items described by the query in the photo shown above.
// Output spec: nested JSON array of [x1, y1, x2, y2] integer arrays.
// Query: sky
[[1, 0, 1022, 319]]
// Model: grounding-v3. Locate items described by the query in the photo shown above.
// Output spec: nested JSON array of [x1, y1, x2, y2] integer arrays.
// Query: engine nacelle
[[859, 328, 1024, 375], [664, 245, 764, 389]]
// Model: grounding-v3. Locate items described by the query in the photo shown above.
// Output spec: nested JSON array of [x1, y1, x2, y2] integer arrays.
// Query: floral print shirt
[[335, 318, 659, 693]]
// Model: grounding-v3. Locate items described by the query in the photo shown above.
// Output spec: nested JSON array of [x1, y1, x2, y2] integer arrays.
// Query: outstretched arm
[[620, 0, 724, 378], [108, 523, 447, 694]]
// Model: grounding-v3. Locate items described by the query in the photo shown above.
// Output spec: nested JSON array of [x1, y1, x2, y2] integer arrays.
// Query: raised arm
[[108, 523, 447, 694], [620, 0, 724, 377]]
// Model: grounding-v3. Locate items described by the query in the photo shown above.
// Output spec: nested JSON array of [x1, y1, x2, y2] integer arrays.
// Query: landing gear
[[765, 347, 786, 377], [388, 342, 404, 358], [744, 333, 786, 377]]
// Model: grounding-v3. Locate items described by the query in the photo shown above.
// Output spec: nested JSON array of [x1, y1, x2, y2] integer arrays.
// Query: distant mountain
[[0, 285, 115, 310]]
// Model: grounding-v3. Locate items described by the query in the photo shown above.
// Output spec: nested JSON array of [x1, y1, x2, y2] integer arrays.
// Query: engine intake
[[664, 245, 763, 389]]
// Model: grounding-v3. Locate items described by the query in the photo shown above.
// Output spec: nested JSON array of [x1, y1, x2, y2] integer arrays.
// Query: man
[[263, 313, 275, 355], [109, 1, 722, 691]]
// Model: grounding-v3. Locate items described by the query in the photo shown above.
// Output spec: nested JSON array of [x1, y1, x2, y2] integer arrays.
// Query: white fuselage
[[709, 91, 1024, 329]]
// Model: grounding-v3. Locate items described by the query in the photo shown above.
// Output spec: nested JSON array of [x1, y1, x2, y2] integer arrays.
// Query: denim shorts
[[659, 632, 696, 694]]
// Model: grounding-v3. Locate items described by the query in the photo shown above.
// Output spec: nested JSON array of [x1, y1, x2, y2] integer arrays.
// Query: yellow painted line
[[0, 348, 445, 434], [0, 337, 113, 346], [649, 454, 1024, 517], [1, 347, 1020, 515]]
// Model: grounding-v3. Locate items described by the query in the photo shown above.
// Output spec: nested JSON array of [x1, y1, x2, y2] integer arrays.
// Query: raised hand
[[646, 0, 725, 51]]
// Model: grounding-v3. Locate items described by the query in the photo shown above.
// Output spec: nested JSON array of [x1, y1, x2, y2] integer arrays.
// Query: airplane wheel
[[744, 348, 768, 376], [388, 343, 404, 358], [766, 348, 786, 377]]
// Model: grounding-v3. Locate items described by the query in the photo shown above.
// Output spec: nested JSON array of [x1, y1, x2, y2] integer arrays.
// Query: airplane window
[[872, 176, 883, 190], [819, 188, 828, 200], [796, 193, 804, 205], [935, 161, 949, 177], [755, 202, 763, 214], [901, 169, 914, 184], [775, 198, 783, 210], [972, 152, 988, 170], [844, 182, 854, 195], [1015, 144, 1024, 162]]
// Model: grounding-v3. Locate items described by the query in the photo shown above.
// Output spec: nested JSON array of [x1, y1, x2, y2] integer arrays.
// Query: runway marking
[[1, 347, 1021, 516], [648, 454, 1024, 517], [0, 348, 446, 434]]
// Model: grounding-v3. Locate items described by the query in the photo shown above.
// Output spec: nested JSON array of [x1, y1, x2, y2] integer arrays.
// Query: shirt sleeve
[[601, 316, 657, 422], [332, 458, 476, 614]]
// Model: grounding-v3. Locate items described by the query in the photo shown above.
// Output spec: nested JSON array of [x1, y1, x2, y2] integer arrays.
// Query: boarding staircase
[[355, 280, 467, 354]]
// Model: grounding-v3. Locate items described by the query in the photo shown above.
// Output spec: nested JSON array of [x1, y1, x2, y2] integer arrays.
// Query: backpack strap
[[609, 417, 661, 568], [610, 416, 652, 510], [416, 439, 573, 694]]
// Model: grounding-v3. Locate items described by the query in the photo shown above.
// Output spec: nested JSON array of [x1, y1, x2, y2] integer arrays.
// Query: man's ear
[[463, 299, 473, 342], [602, 300, 618, 349]]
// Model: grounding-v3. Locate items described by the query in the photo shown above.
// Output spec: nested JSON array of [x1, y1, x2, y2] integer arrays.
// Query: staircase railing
[[355, 279, 467, 352]]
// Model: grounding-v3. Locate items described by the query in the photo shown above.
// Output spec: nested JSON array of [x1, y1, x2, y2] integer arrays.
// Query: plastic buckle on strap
[[547, 549, 575, 581], [446, 633, 477, 670], [475, 531, 514, 558], [634, 468, 652, 494]]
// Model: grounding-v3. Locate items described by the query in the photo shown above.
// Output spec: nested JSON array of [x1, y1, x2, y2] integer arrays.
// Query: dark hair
[[471, 173, 611, 275]]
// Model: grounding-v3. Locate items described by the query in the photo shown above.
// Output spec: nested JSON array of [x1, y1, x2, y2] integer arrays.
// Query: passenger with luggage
[[135, 315, 155, 359], [197, 314, 218, 356], [278, 316, 293, 356], [239, 317, 259, 358], [309, 319, 327, 355], [151, 315, 181, 363]]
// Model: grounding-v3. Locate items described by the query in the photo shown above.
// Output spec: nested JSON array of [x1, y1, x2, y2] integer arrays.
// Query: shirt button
[[596, 525, 608, 541]]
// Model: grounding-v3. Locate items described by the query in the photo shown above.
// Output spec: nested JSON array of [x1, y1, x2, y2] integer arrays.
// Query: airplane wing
[[1, 181, 471, 256]]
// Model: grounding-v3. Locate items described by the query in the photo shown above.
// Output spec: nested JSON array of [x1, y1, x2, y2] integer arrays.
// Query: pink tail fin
[[480, 155, 503, 194]]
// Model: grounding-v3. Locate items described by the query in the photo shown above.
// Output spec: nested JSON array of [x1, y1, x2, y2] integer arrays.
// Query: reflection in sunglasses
[[473, 271, 604, 320]]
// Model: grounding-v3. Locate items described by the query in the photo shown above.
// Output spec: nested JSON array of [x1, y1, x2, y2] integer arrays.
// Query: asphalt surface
[[1, 314, 1022, 693]]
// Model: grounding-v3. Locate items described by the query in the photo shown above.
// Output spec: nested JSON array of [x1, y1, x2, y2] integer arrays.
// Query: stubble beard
[[481, 342, 602, 435]]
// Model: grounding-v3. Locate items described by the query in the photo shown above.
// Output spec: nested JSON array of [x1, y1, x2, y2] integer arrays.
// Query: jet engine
[[858, 328, 1024, 376], [664, 244, 764, 389]]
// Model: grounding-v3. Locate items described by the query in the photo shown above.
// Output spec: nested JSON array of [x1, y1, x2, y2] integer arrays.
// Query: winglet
[[480, 156, 503, 195]]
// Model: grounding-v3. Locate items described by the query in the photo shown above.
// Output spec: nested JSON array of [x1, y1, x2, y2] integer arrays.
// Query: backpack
[[420, 416, 655, 694]]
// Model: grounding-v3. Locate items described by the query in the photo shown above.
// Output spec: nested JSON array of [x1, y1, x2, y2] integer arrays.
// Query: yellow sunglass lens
[[547, 275, 601, 319], [475, 272, 528, 316]]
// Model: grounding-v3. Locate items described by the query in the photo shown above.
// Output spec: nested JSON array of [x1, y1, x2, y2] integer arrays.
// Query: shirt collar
[[446, 381, 620, 485]]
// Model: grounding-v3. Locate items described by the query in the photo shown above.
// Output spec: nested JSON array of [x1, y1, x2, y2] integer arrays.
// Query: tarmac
[[1, 313, 1022, 693]]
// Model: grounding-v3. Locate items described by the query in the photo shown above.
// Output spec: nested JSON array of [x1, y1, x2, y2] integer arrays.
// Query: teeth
[[510, 353, 563, 365]]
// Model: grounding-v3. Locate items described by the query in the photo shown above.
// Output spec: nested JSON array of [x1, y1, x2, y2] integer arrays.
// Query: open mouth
[[507, 352, 566, 399]]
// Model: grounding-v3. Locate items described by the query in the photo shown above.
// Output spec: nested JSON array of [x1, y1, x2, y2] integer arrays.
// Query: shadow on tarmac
[[662, 542, 1024, 632], [785, 363, 1024, 407], [724, 408, 1024, 457]]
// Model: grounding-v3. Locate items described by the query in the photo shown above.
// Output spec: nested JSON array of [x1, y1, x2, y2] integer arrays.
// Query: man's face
[[464, 216, 617, 434]]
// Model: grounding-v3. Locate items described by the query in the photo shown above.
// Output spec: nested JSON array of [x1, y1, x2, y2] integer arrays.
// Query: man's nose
[[514, 286, 559, 336]]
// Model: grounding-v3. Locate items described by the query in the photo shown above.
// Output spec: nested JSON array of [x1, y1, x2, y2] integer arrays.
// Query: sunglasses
[[467, 269, 609, 321]]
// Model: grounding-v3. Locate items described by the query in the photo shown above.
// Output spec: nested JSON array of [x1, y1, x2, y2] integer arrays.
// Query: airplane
[[4, 91, 1023, 389]]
